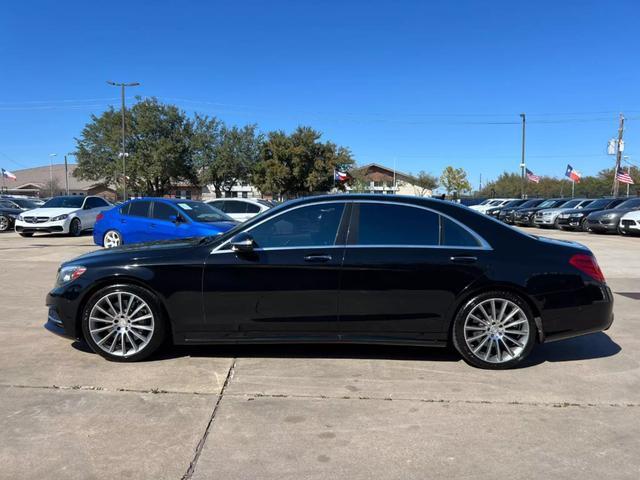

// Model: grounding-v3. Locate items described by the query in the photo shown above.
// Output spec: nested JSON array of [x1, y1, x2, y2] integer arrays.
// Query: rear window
[[441, 217, 481, 247], [356, 203, 439, 246]]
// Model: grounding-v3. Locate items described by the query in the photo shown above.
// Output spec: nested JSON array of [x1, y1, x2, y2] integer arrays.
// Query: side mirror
[[230, 232, 255, 253], [170, 214, 186, 224]]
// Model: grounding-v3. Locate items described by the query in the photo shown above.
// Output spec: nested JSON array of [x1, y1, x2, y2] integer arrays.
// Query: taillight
[[569, 254, 605, 283], [96, 212, 104, 222]]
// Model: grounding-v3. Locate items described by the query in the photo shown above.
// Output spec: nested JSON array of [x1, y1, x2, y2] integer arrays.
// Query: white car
[[15, 195, 112, 237], [206, 198, 274, 222], [619, 210, 640, 235], [533, 198, 593, 228], [470, 198, 517, 214]]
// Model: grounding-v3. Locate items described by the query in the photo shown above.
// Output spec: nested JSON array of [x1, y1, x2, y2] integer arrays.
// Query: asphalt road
[[0, 228, 639, 479]]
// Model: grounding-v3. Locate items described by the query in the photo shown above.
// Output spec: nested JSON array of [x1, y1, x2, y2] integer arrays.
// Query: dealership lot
[[0, 230, 639, 479]]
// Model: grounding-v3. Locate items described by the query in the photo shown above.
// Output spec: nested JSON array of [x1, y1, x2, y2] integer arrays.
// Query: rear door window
[[224, 201, 248, 214], [355, 203, 439, 246], [128, 201, 151, 218]]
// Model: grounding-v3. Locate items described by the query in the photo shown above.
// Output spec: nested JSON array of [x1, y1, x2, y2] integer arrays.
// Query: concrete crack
[[181, 358, 237, 480]]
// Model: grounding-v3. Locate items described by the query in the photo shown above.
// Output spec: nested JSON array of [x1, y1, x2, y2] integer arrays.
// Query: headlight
[[51, 214, 69, 221], [574, 213, 585, 218], [18, 215, 24, 221], [56, 265, 87, 286], [543, 211, 553, 216], [602, 213, 615, 219]]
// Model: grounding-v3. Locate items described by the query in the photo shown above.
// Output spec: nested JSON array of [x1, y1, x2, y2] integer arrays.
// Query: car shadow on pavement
[[72, 332, 621, 367], [521, 332, 621, 367]]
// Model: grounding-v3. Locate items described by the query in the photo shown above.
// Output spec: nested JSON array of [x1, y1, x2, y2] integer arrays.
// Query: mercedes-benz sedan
[[46, 195, 614, 370]]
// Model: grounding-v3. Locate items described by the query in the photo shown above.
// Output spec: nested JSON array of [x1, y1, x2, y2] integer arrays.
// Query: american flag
[[526, 168, 540, 183], [616, 167, 634, 185]]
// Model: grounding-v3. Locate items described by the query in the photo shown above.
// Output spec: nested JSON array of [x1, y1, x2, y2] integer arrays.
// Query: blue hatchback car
[[93, 198, 238, 248]]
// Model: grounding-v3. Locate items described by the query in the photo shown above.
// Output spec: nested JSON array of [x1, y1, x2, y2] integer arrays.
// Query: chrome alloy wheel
[[88, 292, 155, 357], [103, 230, 121, 248], [0, 215, 8, 231], [463, 298, 530, 364]]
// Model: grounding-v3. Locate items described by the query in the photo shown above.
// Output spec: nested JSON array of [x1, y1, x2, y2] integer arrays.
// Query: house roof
[[353, 163, 417, 183], [8, 164, 106, 191]]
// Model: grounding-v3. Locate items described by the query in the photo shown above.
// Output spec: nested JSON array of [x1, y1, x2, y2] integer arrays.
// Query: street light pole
[[49, 153, 57, 197], [107, 80, 140, 201], [520, 113, 526, 199]]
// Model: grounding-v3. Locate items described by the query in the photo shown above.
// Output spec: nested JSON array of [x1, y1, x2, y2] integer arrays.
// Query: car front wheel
[[452, 291, 536, 369], [69, 218, 82, 237], [0, 215, 9, 232], [81, 285, 167, 362]]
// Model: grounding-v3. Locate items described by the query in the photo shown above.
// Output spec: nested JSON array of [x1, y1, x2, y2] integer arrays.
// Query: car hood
[[588, 208, 636, 219], [22, 207, 78, 217], [1, 207, 22, 215], [66, 236, 215, 265], [621, 210, 640, 220], [199, 220, 238, 230]]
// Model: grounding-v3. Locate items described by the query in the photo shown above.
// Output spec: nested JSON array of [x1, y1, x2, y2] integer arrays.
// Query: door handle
[[120, 219, 127, 224], [450, 255, 478, 264], [150, 223, 156, 228], [304, 254, 332, 263]]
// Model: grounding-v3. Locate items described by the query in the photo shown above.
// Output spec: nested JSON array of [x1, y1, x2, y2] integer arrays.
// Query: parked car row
[[477, 196, 640, 235]]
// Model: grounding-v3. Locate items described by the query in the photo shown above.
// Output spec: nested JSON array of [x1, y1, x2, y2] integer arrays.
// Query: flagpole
[[571, 179, 575, 198], [1, 170, 6, 194]]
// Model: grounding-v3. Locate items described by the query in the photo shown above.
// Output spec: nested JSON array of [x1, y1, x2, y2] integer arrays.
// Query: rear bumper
[[540, 284, 614, 342]]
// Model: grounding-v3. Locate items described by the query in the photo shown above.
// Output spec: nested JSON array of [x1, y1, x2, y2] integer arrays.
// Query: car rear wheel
[[81, 285, 166, 362], [103, 230, 122, 248], [0, 215, 9, 232], [452, 291, 536, 369]]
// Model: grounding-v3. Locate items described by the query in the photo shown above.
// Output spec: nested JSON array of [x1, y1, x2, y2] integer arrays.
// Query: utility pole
[[48, 153, 57, 197], [479, 173, 482, 192], [520, 113, 526, 199], [613, 114, 625, 197], [107, 80, 140, 201], [64, 155, 69, 195]]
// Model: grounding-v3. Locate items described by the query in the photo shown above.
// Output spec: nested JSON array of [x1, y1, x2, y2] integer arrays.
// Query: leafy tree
[[253, 126, 354, 198], [192, 116, 262, 197], [440, 166, 472, 197], [347, 167, 371, 192], [74, 97, 196, 197], [412, 171, 438, 196]]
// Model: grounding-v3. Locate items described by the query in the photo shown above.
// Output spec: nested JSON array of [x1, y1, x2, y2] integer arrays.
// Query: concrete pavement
[[0, 229, 638, 479]]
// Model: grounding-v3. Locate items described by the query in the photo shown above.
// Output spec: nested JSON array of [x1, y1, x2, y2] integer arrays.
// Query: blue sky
[[1, 0, 639, 189]]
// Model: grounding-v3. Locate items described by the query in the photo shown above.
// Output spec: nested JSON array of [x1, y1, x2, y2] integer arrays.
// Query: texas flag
[[1, 168, 17, 181], [334, 169, 348, 182], [565, 164, 581, 183]]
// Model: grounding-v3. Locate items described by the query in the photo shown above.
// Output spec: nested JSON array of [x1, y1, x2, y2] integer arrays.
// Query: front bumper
[[557, 216, 585, 229], [46, 286, 83, 339], [586, 219, 618, 232], [534, 215, 557, 226], [513, 214, 534, 225], [620, 219, 640, 233], [15, 219, 69, 234]]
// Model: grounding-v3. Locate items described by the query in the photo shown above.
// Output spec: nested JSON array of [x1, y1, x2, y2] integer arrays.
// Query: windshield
[[587, 199, 610, 209], [560, 199, 582, 209], [617, 198, 640, 209], [43, 196, 85, 209], [11, 198, 40, 209], [519, 199, 542, 208], [478, 199, 492, 205], [503, 200, 523, 207], [488, 200, 503, 206], [256, 199, 274, 208], [175, 201, 234, 223]]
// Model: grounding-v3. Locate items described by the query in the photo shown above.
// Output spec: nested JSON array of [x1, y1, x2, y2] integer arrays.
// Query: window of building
[[249, 203, 345, 249]]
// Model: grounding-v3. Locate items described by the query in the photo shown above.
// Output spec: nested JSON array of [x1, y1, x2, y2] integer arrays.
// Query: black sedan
[[485, 199, 528, 220], [498, 198, 546, 224], [46, 194, 614, 370], [0, 198, 40, 232], [585, 197, 640, 233], [557, 197, 628, 231]]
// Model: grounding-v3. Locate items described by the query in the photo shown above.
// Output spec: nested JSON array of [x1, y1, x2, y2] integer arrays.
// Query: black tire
[[580, 219, 590, 232], [618, 226, 628, 236], [81, 284, 167, 362], [69, 218, 82, 237], [19, 232, 33, 237], [553, 218, 560, 229], [0, 215, 9, 232], [452, 291, 537, 370]]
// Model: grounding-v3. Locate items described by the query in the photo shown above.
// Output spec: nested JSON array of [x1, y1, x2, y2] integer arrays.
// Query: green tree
[[412, 171, 438, 196], [253, 126, 354, 198], [192, 116, 262, 197], [440, 166, 472, 197], [74, 97, 195, 197]]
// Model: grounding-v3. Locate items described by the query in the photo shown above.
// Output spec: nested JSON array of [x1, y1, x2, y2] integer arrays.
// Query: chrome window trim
[[211, 199, 492, 253]]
